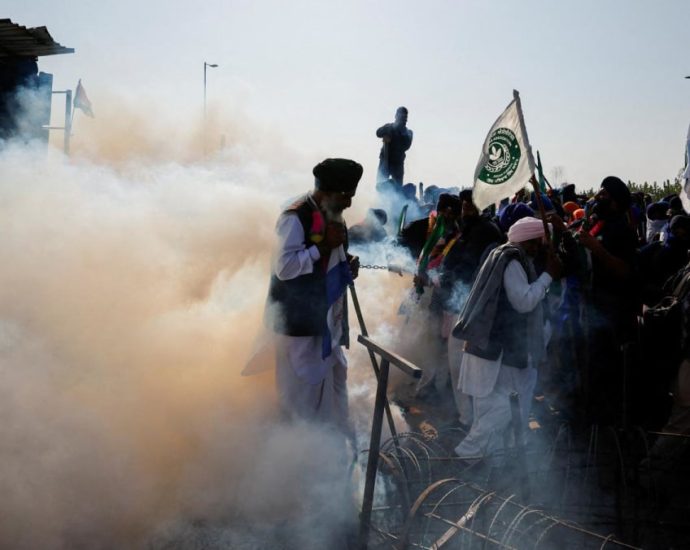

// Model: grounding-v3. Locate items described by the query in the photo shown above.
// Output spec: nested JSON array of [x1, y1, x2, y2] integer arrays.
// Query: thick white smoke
[[0, 92, 435, 548]]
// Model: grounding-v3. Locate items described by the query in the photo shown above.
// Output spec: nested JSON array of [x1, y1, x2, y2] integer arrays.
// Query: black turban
[[402, 183, 417, 200], [561, 183, 577, 204], [646, 201, 670, 220], [459, 189, 473, 204], [670, 215, 690, 233], [370, 208, 388, 226], [600, 176, 631, 209], [669, 195, 685, 213], [313, 158, 363, 193], [436, 193, 462, 215]]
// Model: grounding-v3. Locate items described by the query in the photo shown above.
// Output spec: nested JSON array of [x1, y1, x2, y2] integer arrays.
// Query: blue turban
[[498, 202, 535, 233]]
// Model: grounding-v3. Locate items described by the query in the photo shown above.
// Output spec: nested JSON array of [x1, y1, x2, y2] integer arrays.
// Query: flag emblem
[[477, 128, 522, 184], [471, 90, 535, 210]]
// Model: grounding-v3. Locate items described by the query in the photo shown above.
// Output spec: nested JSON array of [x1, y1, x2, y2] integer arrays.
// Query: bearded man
[[451, 217, 561, 460], [266, 158, 362, 432]]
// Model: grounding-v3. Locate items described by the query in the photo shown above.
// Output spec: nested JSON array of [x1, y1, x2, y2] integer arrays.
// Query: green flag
[[415, 215, 446, 294], [397, 204, 408, 236]]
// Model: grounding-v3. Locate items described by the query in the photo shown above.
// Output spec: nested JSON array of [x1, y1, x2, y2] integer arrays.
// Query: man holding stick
[[266, 158, 362, 432]]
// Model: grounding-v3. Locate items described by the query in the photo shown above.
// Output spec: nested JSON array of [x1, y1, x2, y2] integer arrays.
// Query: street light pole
[[203, 61, 218, 155], [203, 61, 218, 120]]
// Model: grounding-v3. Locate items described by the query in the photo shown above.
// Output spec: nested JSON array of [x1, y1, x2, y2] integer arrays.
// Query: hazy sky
[[8, 0, 690, 189]]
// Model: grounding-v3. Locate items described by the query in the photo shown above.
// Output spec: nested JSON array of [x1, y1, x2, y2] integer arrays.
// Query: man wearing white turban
[[451, 216, 562, 461]]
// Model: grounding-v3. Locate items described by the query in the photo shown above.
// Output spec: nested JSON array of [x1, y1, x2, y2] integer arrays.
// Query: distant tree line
[[579, 179, 682, 202]]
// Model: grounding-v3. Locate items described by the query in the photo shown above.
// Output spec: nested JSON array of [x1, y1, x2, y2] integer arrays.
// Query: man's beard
[[321, 199, 344, 223], [325, 209, 343, 223]]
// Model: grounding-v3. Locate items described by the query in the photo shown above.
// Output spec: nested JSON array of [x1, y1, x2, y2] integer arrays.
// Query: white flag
[[681, 123, 690, 213], [74, 79, 94, 118], [472, 90, 535, 211]]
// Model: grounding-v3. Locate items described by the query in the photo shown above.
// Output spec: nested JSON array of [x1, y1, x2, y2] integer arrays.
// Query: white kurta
[[272, 209, 349, 430], [454, 259, 551, 459]]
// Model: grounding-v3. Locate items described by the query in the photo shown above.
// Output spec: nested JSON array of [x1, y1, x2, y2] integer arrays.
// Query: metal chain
[[360, 264, 389, 270]]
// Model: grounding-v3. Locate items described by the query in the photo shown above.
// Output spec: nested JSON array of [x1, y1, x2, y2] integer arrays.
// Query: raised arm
[[502, 259, 552, 314], [376, 123, 392, 138]]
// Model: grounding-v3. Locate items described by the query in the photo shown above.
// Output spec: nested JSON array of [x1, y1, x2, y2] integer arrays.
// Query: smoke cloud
[[0, 94, 421, 548]]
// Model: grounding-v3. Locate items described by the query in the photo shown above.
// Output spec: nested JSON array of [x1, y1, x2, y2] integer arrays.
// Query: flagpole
[[529, 175, 552, 240], [64, 89, 72, 156], [513, 90, 551, 240], [513, 90, 535, 174], [536, 150, 554, 191], [70, 90, 76, 129], [542, 173, 554, 191]]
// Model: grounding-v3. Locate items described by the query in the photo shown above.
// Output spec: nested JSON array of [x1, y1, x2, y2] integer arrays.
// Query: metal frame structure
[[43, 89, 72, 154], [356, 333, 422, 550]]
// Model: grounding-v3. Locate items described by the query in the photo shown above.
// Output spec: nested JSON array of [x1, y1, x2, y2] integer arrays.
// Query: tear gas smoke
[[0, 91, 438, 548]]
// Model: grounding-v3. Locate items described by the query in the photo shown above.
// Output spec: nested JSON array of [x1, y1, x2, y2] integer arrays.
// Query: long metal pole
[[358, 358, 390, 550], [349, 284, 401, 439], [349, 284, 412, 513], [64, 90, 72, 156], [203, 62, 207, 119], [355, 335, 421, 550], [203, 63, 207, 155], [514, 89, 552, 242]]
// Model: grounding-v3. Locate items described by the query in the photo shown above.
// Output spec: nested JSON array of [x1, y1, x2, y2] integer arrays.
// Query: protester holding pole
[[450, 90, 562, 462], [265, 158, 362, 433]]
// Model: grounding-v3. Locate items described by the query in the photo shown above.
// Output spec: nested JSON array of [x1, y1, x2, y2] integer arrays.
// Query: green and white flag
[[472, 90, 535, 210]]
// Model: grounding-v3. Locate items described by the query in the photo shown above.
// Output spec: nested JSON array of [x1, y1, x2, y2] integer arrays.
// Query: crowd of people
[[264, 117, 690, 471], [365, 174, 690, 465]]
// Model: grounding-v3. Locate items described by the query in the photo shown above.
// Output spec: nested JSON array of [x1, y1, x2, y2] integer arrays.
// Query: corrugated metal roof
[[0, 18, 74, 58]]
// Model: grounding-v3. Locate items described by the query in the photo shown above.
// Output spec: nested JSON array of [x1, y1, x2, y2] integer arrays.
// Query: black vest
[[266, 196, 349, 342], [463, 250, 534, 369], [489, 286, 530, 369]]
